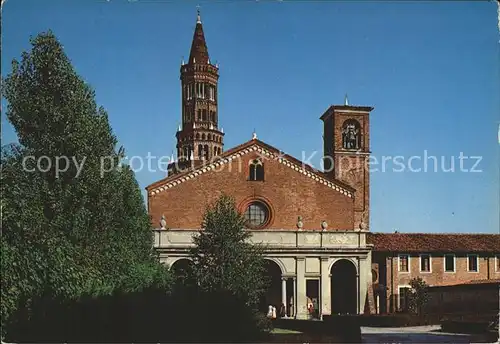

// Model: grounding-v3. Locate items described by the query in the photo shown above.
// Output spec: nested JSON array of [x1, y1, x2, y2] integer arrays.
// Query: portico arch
[[259, 259, 283, 313], [328, 257, 358, 274], [170, 258, 194, 286], [264, 257, 286, 274], [170, 258, 193, 271], [330, 259, 357, 315]]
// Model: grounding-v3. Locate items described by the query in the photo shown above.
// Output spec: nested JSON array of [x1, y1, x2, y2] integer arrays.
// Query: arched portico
[[330, 259, 357, 314], [154, 229, 373, 319], [170, 258, 194, 286], [259, 259, 283, 313], [170, 258, 193, 273]]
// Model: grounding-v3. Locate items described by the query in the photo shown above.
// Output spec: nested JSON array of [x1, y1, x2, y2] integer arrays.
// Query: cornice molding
[[149, 143, 354, 198]]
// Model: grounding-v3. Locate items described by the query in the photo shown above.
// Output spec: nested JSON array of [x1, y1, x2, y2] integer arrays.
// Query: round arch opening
[[259, 259, 282, 313], [330, 259, 357, 315], [171, 258, 194, 286]]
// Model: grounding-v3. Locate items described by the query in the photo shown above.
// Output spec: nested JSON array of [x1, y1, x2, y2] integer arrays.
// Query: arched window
[[208, 133, 212, 141], [213, 146, 217, 156], [249, 159, 264, 181], [244, 201, 270, 229], [342, 119, 362, 150], [196, 133, 200, 140], [203, 144, 209, 160], [202, 133, 206, 141], [198, 144, 203, 159]]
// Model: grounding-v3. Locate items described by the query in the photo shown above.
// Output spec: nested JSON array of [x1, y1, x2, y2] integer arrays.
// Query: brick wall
[[376, 253, 500, 312], [148, 152, 355, 230]]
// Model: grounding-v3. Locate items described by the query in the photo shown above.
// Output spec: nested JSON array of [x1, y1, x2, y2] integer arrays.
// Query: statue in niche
[[342, 121, 360, 150]]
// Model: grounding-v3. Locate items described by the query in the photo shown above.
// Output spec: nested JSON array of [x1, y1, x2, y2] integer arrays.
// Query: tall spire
[[170, 11, 224, 177], [189, 7, 210, 64]]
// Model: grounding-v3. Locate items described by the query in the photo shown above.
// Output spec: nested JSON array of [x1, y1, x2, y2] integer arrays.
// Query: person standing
[[279, 303, 286, 318]]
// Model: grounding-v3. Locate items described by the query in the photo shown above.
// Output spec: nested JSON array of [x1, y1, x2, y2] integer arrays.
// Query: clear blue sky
[[2, 0, 499, 234]]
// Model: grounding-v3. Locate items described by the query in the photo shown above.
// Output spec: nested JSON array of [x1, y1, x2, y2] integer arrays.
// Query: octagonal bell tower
[[168, 10, 224, 175]]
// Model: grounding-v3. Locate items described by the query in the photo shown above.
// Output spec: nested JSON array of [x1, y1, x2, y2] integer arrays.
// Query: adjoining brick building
[[368, 233, 500, 314], [147, 12, 500, 318]]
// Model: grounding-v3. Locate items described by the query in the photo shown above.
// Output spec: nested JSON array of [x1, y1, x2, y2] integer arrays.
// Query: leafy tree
[[408, 277, 430, 316], [188, 194, 271, 339], [1, 31, 170, 335], [190, 194, 267, 306]]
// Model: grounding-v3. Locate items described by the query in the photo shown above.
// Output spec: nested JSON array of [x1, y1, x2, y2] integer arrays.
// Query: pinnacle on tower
[[196, 6, 201, 24], [344, 94, 349, 106], [189, 7, 210, 64]]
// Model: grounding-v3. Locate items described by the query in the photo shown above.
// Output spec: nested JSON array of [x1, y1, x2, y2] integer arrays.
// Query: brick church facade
[[147, 12, 500, 318]]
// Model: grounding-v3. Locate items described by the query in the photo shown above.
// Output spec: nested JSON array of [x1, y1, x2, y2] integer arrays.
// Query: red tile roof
[[367, 232, 500, 253], [431, 279, 500, 288]]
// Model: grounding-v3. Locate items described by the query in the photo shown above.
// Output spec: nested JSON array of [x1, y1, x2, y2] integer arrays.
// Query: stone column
[[358, 256, 370, 314], [281, 277, 287, 317], [292, 277, 297, 318], [296, 257, 307, 319], [356, 272, 360, 314], [320, 257, 331, 318]]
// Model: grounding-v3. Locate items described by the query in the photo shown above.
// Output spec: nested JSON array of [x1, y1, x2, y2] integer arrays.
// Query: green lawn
[[271, 328, 302, 334]]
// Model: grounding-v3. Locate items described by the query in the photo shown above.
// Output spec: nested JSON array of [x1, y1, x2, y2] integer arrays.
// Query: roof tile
[[368, 232, 500, 253]]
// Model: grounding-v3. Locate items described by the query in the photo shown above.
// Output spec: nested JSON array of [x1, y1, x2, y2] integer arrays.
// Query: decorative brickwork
[[169, 12, 224, 175], [147, 140, 356, 230]]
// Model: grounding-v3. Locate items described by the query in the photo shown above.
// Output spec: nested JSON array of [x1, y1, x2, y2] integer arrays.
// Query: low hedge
[[441, 319, 491, 334], [440, 313, 498, 336], [5, 289, 271, 343]]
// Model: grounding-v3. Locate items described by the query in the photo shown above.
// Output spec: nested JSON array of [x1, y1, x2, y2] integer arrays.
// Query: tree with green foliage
[[188, 194, 271, 339], [190, 194, 267, 306], [1, 31, 170, 336], [408, 277, 430, 316]]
